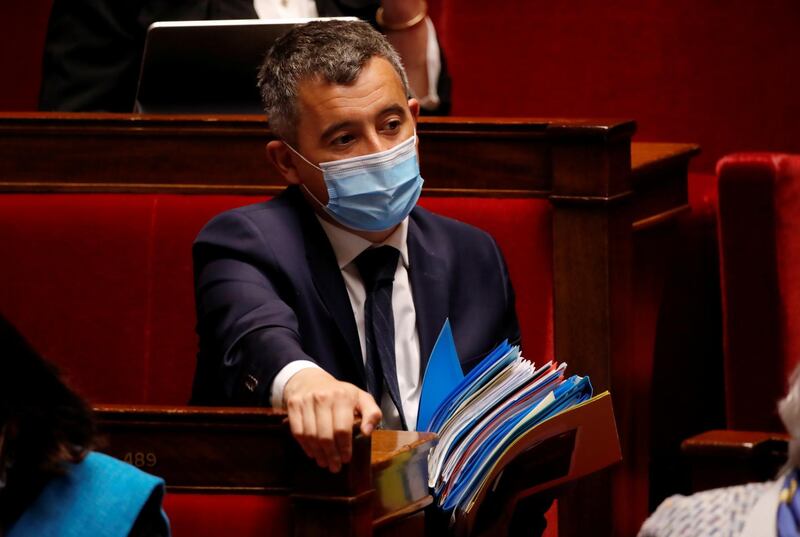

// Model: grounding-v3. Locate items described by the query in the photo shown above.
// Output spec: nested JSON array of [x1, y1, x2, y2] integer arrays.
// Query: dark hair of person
[[0, 315, 95, 528], [258, 19, 410, 145]]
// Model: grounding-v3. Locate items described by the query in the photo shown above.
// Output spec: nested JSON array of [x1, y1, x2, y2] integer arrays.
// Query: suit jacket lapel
[[292, 189, 366, 385], [407, 214, 449, 377]]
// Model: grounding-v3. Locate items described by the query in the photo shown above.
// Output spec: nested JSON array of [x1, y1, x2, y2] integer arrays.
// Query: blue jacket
[[8, 452, 168, 537]]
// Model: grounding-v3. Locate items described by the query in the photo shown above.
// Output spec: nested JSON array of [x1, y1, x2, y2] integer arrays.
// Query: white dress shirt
[[252, 0, 441, 108], [253, 0, 318, 18], [270, 216, 422, 430]]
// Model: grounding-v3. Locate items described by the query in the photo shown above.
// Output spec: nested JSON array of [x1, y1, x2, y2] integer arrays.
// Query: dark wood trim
[[633, 204, 692, 231], [372, 497, 433, 528], [1, 114, 632, 194], [682, 430, 789, 492], [94, 405, 436, 537], [682, 429, 789, 457], [548, 190, 633, 205]]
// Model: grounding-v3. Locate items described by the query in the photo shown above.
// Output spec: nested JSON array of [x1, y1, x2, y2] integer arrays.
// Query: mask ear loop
[[281, 141, 330, 210], [282, 141, 323, 173]]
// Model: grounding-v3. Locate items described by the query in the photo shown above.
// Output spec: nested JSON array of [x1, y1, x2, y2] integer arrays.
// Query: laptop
[[134, 17, 357, 115]]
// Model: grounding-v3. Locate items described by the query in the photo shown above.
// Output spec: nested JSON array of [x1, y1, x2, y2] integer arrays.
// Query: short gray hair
[[257, 20, 410, 144]]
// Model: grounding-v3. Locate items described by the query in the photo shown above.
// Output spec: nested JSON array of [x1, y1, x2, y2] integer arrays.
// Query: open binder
[[418, 320, 622, 534]]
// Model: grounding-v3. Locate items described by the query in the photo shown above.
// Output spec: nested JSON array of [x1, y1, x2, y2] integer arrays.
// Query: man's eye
[[333, 134, 355, 145], [384, 119, 401, 131]]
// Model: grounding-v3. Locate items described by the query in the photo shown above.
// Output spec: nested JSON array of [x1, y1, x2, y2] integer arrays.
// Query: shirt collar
[[316, 216, 410, 270]]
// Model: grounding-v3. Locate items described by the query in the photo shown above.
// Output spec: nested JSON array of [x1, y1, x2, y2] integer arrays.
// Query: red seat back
[[717, 153, 800, 430], [163, 493, 289, 536], [0, 193, 553, 405]]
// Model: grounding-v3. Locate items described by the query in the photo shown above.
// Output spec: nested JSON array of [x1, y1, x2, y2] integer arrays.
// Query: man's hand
[[283, 368, 382, 473], [379, 0, 430, 100]]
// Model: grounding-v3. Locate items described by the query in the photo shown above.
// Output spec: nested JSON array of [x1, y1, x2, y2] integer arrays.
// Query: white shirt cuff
[[270, 360, 323, 408]]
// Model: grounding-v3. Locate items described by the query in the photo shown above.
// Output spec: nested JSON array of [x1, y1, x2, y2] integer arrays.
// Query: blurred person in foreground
[[39, 0, 450, 115], [639, 365, 800, 537], [0, 315, 170, 537]]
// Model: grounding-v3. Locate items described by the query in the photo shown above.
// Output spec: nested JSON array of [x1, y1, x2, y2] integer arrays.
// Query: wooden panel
[[682, 430, 789, 492], [0, 113, 639, 197], [94, 405, 436, 537]]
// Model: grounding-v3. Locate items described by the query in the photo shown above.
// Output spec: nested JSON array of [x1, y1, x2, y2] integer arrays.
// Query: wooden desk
[[94, 405, 435, 537]]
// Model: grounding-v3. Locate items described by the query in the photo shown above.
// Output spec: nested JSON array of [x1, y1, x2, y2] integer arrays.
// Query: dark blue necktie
[[354, 245, 407, 430]]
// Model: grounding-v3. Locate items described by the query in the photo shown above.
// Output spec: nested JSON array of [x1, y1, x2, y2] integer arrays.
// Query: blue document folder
[[416, 319, 464, 431], [417, 324, 612, 517]]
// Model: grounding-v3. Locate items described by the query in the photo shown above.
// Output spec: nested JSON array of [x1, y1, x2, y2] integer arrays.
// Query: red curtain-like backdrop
[[3, 0, 800, 172]]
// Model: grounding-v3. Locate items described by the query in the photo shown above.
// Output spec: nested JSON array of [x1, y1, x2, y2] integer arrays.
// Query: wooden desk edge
[[682, 429, 790, 455]]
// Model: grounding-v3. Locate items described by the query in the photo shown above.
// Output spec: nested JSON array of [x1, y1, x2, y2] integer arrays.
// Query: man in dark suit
[[39, 0, 450, 115], [191, 20, 517, 473]]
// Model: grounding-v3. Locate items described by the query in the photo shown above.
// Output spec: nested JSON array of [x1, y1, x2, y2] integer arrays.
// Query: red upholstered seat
[[418, 197, 554, 364], [0, 192, 554, 536], [0, 193, 553, 404], [717, 153, 800, 431], [0, 194, 256, 404], [163, 493, 289, 536]]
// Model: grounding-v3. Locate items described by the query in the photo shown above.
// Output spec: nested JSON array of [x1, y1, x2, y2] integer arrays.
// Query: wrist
[[276, 362, 325, 406], [376, 1, 427, 32]]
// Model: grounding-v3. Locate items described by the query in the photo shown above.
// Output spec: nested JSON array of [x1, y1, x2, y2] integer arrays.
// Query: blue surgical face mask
[[285, 134, 424, 232]]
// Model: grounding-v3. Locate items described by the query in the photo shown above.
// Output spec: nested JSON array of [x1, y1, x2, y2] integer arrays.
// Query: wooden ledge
[[682, 429, 789, 457]]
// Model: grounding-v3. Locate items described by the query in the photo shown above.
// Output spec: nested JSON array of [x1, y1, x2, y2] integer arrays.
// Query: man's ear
[[266, 140, 302, 185], [408, 97, 421, 123]]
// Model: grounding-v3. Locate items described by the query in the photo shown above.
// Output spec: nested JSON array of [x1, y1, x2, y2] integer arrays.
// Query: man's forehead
[[295, 57, 407, 114]]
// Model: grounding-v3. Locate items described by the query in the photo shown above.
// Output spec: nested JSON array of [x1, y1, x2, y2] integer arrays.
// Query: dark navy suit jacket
[[191, 186, 519, 406]]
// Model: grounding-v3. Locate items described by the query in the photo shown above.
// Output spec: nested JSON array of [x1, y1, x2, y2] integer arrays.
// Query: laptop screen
[[135, 17, 357, 115]]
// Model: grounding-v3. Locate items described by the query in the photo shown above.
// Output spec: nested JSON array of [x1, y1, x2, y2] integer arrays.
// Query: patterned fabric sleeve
[[638, 481, 774, 537]]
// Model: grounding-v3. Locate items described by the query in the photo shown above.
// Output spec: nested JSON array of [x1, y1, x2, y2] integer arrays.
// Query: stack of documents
[[417, 320, 604, 517]]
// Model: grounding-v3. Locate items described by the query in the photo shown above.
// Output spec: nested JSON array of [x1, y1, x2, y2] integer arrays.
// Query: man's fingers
[[313, 393, 340, 472], [283, 371, 375, 474], [286, 397, 313, 459], [332, 395, 355, 464], [300, 396, 327, 468], [356, 390, 382, 436]]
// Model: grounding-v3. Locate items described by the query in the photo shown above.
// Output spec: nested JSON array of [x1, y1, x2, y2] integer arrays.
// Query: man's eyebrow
[[320, 120, 354, 143], [380, 104, 407, 118]]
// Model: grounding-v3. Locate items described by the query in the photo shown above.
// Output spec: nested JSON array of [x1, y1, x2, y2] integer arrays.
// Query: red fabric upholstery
[[0, 192, 555, 535], [688, 173, 718, 219], [163, 493, 289, 537], [145, 195, 258, 403], [717, 153, 800, 430], [0, 193, 553, 405], [164, 491, 553, 537], [434, 0, 800, 173], [0, 194, 154, 402], [0, 194, 255, 404], [418, 197, 554, 363]]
